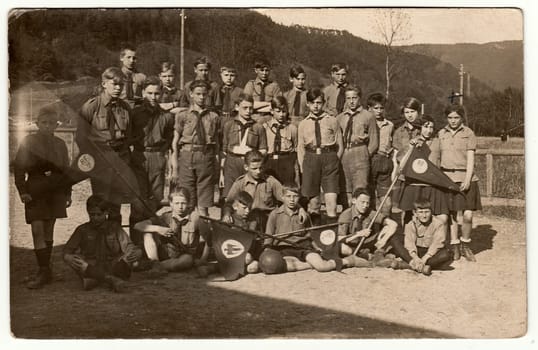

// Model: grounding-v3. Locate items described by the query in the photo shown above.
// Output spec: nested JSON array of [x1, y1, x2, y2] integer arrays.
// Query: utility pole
[[467, 72, 471, 98], [459, 64, 465, 105], [180, 9, 185, 88]]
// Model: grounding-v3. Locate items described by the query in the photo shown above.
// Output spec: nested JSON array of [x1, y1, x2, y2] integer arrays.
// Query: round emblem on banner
[[319, 230, 336, 246], [77, 154, 95, 172], [221, 239, 245, 258], [412, 158, 428, 174]]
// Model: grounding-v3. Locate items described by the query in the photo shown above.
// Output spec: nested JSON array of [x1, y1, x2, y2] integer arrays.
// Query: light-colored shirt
[[265, 205, 312, 247], [174, 107, 221, 146], [393, 122, 421, 163], [322, 82, 353, 116], [222, 116, 267, 154], [243, 78, 281, 102], [297, 112, 343, 167], [404, 216, 446, 259], [227, 173, 284, 212], [336, 107, 379, 155], [376, 118, 394, 155], [263, 119, 298, 154], [283, 88, 308, 117], [438, 125, 478, 182]]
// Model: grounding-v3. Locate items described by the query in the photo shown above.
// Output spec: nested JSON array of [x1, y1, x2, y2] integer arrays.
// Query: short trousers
[[340, 146, 370, 192], [177, 150, 216, 208], [223, 154, 245, 198], [370, 153, 394, 196], [272, 245, 315, 262], [265, 152, 297, 186], [301, 151, 339, 197]]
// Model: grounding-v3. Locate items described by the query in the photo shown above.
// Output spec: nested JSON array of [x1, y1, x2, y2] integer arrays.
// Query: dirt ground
[[8, 178, 527, 339]]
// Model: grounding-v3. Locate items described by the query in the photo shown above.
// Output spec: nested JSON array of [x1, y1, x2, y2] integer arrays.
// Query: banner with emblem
[[202, 218, 255, 281], [401, 146, 460, 191], [310, 228, 340, 260]]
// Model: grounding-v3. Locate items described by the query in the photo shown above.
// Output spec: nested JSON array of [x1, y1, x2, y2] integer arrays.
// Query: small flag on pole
[[401, 146, 460, 192], [310, 228, 340, 260]]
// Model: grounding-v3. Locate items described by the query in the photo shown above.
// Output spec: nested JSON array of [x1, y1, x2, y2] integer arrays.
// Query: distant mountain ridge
[[400, 40, 523, 91]]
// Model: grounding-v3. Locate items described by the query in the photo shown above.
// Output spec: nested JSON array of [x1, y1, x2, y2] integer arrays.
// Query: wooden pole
[[459, 64, 464, 105], [180, 9, 185, 88]]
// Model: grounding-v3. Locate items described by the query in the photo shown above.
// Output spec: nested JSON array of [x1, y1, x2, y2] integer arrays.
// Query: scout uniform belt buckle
[[316, 147, 322, 155]]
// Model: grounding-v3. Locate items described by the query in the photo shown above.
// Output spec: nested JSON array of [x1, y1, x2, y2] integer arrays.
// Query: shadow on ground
[[10, 244, 454, 339], [470, 224, 497, 255]]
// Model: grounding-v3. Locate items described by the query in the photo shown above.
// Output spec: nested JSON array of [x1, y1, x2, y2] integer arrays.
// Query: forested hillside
[[8, 8, 523, 136]]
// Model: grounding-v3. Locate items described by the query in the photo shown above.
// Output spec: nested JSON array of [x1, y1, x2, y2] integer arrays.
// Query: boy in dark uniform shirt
[[119, 45, 146, 108]]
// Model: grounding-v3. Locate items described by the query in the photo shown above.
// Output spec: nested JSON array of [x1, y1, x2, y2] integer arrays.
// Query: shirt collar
[[444, 124, 465, 134], [244, 172, 266, 184], [235, 115, 254, 125], [351, 206, 370, 220], [255, 77, 271, 86], [377, 118, 389, 126], [344, 106, 363, 116], [101, 92, 117, 107], [306, 112, 328, 120], [121, 66, 136, 76], [269, 118, 288, 128], [164, 86, 177, 93], [189, 105, 208, 115]]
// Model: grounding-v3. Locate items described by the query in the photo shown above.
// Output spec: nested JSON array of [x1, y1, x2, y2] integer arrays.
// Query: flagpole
[[351, 145, 415, 256]]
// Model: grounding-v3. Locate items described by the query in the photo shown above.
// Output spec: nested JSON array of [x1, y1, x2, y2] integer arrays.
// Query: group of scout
[[14, 44, 481, 291]]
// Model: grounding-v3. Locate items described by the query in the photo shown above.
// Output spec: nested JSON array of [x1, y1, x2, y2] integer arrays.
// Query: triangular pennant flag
[[310, 228, 340, 260], [209, 220, 255, 281], [402, 146, 460, 192]]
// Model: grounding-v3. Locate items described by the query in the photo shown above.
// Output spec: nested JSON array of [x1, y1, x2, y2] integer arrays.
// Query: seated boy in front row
[[262, 185, 371, 274], [388, 198, 452, 275], [63, 195, 142, 292], [134, 187, 204, 273], [338, 188, 398, 266]]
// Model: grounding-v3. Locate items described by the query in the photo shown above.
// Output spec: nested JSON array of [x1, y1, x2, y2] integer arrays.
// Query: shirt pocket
[[183, 118, 196, 137], [115, 110, 129, 131], [181, 223, 196, 246], [93, 110, 109, 131]]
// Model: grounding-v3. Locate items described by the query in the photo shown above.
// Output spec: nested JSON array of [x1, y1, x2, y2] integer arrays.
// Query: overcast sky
[[255, 8, 523, 45]]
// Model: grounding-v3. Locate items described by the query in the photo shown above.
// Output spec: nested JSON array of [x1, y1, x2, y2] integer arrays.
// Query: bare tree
[[371, 9, 412, 101]]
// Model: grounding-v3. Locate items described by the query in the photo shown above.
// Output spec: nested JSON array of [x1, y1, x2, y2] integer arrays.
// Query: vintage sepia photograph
[[4, 4, 532, 346]]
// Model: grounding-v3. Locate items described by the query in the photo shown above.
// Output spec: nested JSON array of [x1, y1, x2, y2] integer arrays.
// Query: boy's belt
[[377, 150, 392, 157], [344, 141, 367, 149], [180, 144, 215, 152], [305, 144, 338, 153], [144, 145, 165, 152]]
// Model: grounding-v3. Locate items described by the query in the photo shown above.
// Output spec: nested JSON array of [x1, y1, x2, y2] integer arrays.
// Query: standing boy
[[63, 195, 142, 292], [243, 58, 282, 124], [338, 188, 398, 265], [297, 88, 343, 220], [367, 92, 395, 217], [221, 94, 267, 198], [119, 45, 146, 108], [131, 76, 175, 207], [336, 86, 379, 206], [212, 66, 243, 120], [323, 63, 353, 116], [389, 198, 451, 275], [171, 80, 221, 217], [283, 65, 308, 126], [77, 67, 138, 224], [179, 56, 218, 110], [263, 96, 299, 186]]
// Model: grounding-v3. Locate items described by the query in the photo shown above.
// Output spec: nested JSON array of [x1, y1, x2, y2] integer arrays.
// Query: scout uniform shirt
[[297, 112, 342, 165], [150, 209, 201, 256], [77, 92, 131, 150], [263, 118, 298, 157], [323, 82, 353, 116], [404, 216, 446, 260], [438, 124, 479, 183], [243, 77, 281, 102], [222, 116, 267, 155], [131, 101, 175, 153], [336, 106, 379, 155], [393, 122, 421, 163], [161, 85, 183, 105], [211, 84, 243, 117], [376, 118, 395, 157], [283, 88, 308, 119], [338, 206, 386, 245], [226, 173, 284, 212], [120, 67, 146, 108], [265, 205, 312, 247], [174, 106, 221, 150], [64, 221, 141, 265]]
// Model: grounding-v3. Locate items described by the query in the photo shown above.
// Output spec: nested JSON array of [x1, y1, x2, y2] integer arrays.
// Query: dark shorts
[[447, 181, 482, 211], [371, 153, 394, 196], [177, 150, 216, 208], [143, 151, 167, 203], [273, 246, 314, 262], [341, 146, 370, 192], [265, 152, 297, 186], [301, 151, 339, 197], [223, 154, 245, 198]]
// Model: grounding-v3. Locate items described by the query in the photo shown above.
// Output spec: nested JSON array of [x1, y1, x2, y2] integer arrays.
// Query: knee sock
[[34, 248, 50, 270]]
